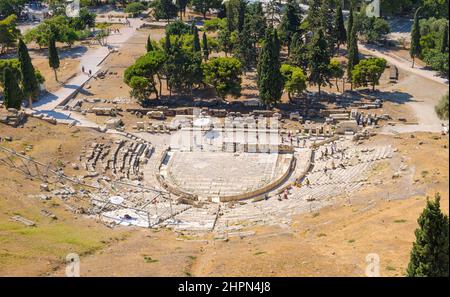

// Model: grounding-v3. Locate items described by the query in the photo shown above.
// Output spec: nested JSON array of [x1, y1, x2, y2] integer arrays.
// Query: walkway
[[33, 18, 144, 118]]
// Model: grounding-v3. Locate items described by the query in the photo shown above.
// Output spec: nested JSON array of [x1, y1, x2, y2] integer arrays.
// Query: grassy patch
[[187, 255, 196, 261], [254, 251, 266, 256], [317, 233, 327, 237], [312, 212, 320, 218], [348, 239, 355, 243]]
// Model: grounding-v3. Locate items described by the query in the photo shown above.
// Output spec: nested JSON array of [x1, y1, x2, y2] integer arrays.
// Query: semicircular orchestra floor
[[160, 151, 294, 200]]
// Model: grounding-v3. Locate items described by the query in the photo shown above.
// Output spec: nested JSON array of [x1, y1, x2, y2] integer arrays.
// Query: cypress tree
[[306, 0, 321, 30], [2, 67, 23, 110], [202, 31, 209, 60], [289, 32, 308, 71], [440, 24, 448, 53], [347, 15, 359, 88], [18, 39, 39, 109], [257, 28, 283, 107], [193, 26, 201, 52], [237, 18, 256, 72], [164, 32, 172, 54], [407, 193, 449, 277], [48, 35, 60, 82], [410, 7, 422, 68], [146, 34, 154, 52], [279, 0, 302, 54], [334, 2, 346, 52], [319, 0, 335, 52], [347, 6, 354, 46], [237, 0, 246, 33], [307, 29, 331, 95]]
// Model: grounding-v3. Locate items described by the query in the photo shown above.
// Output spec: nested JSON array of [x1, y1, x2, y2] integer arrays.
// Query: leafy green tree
[[0, 14, 20, 54], [48, 35, 60, 82], [176, 0, 189, 18], [202, 31, 209, 60], [422, 48, 449, 76], [410, 7, 422, 68], [124, 51, 166, 100], [280, 64, 307, 102], [257, 28, 283, 107], [279, 0, 302, 53], [202, 57, 242, 99], [154, 0, 178, 22], [328, 59, 344, 92], [289, 32, 308, 71], [125, 2, 146, 17], [0, 0, 26, 18], [165, 19, 191, 35], [307, 29, 331, 95], [334, 2, 346, 52], [18, 39, 39, 108], [164, 37, 202, 94], [351, 58, 387, 91], [191, 0, 222, 19], [2, 66, 22, 110], [24, 15, 78, 48], [407, 193, 449, 277]]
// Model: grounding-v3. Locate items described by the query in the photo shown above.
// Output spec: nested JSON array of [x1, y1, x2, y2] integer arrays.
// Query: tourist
[[278, 194, 282, 201], [284, 189, 288, 200], [305, 178, 310, 187], [89, 69, 92, 76], [82, 66, 85, 73]]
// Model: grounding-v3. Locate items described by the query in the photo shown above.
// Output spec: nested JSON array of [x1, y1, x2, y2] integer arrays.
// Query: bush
[[125, 2, 145, 17], [422, 48, 449, 76], [203, 18, 226, 32], [435, 93, 449, 120], [165, 20, 191, 36]]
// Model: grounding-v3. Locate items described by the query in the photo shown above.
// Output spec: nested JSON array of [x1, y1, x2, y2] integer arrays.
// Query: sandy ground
[[1, 119, 447, 276]]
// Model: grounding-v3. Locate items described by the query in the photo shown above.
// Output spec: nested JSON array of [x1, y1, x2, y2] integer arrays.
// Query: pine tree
[[347, 15, 359, 89], [2, 67, 23, 110], [18, 39, 39, 109], [440, 23, 448, 53], [202, 31, 209, 60], [407, 193, 449, 277], [410, 7, 422, 68], [334, 2, 346, 53], [257, 27, 283, 107], [146, 34, 154, 52], [193, 25, 201, 52], [307, 29, 331, 95], [48, 35, 60, 82], [279, 0, 302, 54]]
